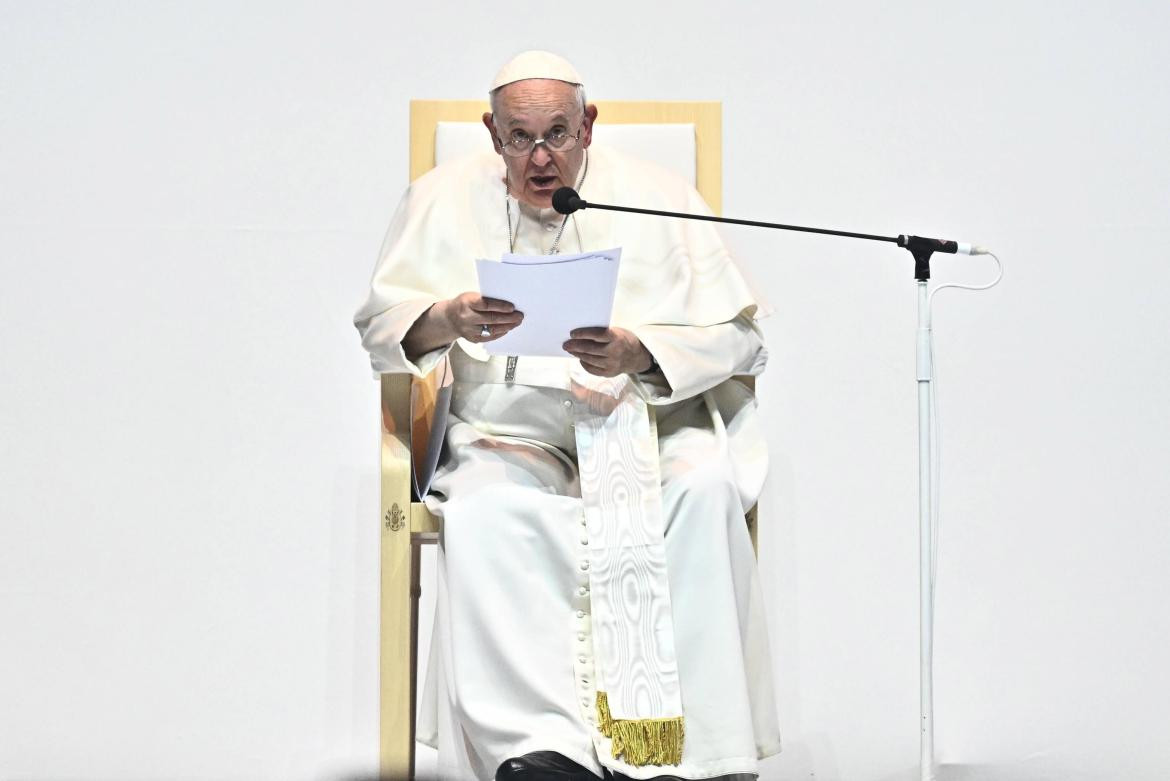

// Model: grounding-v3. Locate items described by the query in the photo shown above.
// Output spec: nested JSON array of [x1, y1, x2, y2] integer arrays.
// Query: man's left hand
[[563, 327, 654, 377]]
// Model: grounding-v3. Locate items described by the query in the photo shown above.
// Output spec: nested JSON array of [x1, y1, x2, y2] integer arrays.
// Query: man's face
[[482, 79, 597, 209]]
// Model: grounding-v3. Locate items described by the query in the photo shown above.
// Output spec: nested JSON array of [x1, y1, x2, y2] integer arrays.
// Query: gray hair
[[489, 82, 587, 120]]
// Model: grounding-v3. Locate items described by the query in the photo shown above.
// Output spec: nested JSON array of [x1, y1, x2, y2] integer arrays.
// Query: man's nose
[[530, 142, 552, 167]]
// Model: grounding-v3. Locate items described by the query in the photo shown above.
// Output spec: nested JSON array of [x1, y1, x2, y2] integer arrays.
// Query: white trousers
[[418, 374, 781, 781]]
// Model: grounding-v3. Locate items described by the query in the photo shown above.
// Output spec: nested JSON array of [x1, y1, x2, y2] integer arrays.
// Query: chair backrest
[[409, 100, 722, 214]]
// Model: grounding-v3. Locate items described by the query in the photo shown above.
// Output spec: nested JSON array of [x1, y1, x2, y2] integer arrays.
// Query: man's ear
[[580, 104, 599, 148], [483, 112, 502, 155]]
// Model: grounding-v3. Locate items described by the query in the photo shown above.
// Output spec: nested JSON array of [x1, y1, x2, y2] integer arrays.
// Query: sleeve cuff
[[630, 315, 765, 403], [358, 298, 453, 377]]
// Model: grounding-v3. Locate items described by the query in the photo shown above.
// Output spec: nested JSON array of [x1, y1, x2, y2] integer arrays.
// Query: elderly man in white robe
[[354, 51, 781, 781]]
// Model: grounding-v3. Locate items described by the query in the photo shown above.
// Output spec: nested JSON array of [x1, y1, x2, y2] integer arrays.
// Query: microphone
[[552, 187, 585, 215], [550, 186, 988, 277]]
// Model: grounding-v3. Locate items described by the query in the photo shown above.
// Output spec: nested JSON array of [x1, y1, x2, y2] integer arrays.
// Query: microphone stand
[[554, 187, 983, 781]]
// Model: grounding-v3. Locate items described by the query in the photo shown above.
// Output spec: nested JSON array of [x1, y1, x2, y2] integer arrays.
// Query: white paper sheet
[[474, 248, 622, 357]]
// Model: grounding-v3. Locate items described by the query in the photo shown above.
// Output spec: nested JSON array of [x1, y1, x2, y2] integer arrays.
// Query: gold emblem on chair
[[384, 503, 405, 532]]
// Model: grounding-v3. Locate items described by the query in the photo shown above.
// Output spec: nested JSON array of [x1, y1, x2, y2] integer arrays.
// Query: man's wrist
[[404, 300, 456, 359], [429, 299, 458, 344]]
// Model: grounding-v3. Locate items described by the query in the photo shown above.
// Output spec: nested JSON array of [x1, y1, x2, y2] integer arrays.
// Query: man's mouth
[[529, 175, 558, 189]]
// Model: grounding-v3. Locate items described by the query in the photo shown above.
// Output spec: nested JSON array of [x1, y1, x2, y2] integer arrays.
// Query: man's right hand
[[403, 292, 523, 359], [437, 292, 523, 343]]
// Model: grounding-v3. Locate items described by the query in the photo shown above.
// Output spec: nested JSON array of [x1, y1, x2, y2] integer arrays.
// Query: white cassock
[[354, 144, 782, 781]]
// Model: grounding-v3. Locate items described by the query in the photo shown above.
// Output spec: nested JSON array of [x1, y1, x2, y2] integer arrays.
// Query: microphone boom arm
[[551, 186, 975, 281], [575, 198, 899, 245]]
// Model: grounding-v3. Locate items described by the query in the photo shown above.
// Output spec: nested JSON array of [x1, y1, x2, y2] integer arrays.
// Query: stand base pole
[[917, 280, 935, 781]]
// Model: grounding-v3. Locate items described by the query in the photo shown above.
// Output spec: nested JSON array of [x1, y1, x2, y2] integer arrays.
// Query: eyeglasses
[[497, 125, 582, 157]]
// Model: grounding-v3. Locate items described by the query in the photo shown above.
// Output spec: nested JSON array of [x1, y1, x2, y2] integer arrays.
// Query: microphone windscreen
[[552, 187, 581, 215]]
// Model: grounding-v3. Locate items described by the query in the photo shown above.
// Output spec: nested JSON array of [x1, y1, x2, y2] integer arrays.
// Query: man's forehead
[[494, 79, 580, 118]]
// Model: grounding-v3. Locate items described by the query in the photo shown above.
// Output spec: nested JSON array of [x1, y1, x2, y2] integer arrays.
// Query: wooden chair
[[377, 99, 755, 781]]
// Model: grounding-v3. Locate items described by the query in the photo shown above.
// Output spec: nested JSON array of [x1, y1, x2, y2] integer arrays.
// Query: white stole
[[571, 367, 685, 765]]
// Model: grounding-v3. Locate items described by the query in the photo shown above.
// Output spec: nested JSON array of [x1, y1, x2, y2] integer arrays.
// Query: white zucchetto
[[490, 50, 583, 92]]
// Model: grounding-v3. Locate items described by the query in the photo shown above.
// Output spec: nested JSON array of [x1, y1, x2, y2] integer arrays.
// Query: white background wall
[[2, 2, 1168, 780]]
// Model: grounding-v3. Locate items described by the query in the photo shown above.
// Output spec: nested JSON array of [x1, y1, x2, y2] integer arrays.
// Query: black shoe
[[495, 750, 602, 781]]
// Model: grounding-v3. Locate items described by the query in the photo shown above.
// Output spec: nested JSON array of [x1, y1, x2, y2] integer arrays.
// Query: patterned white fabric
[[571, 369, 682, 724]]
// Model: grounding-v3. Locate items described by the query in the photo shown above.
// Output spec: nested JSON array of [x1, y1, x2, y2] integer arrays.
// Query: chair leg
[[408, 541, 423, 779], [379, 507, 415, 780]]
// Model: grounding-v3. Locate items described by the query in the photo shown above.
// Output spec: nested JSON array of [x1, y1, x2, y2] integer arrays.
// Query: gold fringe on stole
[[595, 691, 685, 766], [596, 690, 614, 736]]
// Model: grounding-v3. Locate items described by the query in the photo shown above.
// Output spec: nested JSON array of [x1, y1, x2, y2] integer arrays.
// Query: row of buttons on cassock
[[572, 508, 598, 730]]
